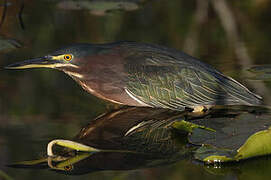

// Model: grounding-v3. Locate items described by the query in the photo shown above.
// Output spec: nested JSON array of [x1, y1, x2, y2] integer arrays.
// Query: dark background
[[1, 0, 271, 179]]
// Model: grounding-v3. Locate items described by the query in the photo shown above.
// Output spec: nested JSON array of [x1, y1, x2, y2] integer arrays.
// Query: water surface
[[1, 0, 271, 179]]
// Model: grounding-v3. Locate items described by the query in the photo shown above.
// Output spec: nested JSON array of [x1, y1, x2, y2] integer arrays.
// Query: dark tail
[[217, 74, 262, 105]]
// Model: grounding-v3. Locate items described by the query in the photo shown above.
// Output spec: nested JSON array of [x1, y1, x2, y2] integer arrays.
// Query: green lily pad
[[185, 108, 271, 163], [172, 120, 215, 133], [202, 156, 271, 177]]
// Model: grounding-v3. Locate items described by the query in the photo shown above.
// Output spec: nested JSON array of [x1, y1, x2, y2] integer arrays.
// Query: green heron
[[6, 41, 262, 112]]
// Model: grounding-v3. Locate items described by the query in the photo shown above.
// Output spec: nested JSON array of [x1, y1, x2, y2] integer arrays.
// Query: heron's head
[[5, 44, 111, 78]]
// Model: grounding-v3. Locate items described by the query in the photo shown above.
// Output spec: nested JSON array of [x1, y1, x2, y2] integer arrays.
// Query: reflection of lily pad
[[183, 109, 271, 163], [0, 37, 21, 52], [250, 72, 271, 81], [57, 0, 140, 16], [248, 65, 271, 73], [247, 65, 271, 80]]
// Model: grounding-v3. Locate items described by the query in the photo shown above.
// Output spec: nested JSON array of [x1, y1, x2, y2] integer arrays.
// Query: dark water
[[2, 0, 271, 179]]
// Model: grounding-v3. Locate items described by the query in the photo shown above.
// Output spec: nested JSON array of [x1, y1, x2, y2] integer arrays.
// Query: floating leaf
[[172, 120, 215, 133], [194, 145, 235, 163], [202, 156, 271, 178], [187, 108, 271, 163], [236, 127, 271, 160]]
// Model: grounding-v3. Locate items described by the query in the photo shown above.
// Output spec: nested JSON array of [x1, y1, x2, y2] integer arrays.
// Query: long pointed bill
[[5, 57, 64, 70]]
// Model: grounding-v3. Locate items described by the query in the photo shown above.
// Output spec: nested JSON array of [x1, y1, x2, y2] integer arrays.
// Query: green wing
[[124, 52, 261, 110]]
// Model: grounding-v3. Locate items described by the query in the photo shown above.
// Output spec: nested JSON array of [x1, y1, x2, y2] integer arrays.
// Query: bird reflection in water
[[9, 105, 271, 175], [10, 107, 193, 175]]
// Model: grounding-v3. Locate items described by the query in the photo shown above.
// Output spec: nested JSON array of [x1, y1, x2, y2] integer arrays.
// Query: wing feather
[[124, 50, 261, 110]]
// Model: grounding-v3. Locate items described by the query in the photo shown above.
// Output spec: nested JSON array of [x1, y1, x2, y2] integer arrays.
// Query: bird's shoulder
[[117, 42, 219, 74]]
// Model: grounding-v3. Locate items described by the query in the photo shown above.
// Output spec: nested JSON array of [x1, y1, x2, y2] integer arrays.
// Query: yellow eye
[[64, 165, 73, 171], [64, 54, 73, 61]]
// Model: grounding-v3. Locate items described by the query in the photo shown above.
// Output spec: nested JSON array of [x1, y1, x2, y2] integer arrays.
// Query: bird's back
[[117, 42, 262, 110]]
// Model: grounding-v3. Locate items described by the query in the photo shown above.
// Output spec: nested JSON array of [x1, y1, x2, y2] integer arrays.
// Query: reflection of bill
[[57, 0, 139, 16]]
